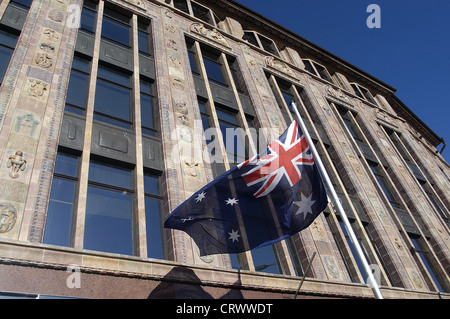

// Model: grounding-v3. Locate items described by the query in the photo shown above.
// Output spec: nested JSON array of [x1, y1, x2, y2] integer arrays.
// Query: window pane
[[84, 186, 133, 255], [203, 57, 225, 85], [66, 71, 88, 108], [54, 153, 78, 177], [0, 46, 13, 84], [144, 173, 160, 195], [94, 80, 130, 121], [97, 66, 130, 87], [0, 29, 18, 48], [243, 32, 259, 47], [11, 0, 32, 8], [303, 60, 316, 75], [216, 108, 238, 125], [173, 0, 189, 14], [89, 161, 132, 189], [80, 7, 96, 33], [145, 197, 163, 259], [191, 2, 212, 24], [140, 94, 154, 130], [43, 178, 76, 247], [138, 30, 150, 55], [102, 16, 130, 47], [252, 245, 281, 274]]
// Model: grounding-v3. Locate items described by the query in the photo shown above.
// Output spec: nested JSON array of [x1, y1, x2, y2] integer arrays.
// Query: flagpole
[[291, 101, 383, 299]]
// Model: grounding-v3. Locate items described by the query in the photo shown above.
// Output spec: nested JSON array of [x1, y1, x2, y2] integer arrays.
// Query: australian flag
[[164, 120, 328, 256]]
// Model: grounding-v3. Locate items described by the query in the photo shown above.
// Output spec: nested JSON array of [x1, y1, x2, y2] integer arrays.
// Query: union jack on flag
[[239, 121, 315, 198], [165, 121, 328, 256]]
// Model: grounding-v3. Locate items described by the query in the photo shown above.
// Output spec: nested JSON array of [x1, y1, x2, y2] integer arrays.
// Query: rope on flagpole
[[291, 101, 384, 299]]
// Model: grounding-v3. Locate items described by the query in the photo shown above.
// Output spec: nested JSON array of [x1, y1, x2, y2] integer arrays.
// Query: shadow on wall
[[147, 266, 244, 299]]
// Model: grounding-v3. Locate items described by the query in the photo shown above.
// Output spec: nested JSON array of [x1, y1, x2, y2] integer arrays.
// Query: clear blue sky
[[237, 0, 450, 163]]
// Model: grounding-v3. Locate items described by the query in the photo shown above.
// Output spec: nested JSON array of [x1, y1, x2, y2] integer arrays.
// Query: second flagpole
[[291, 101, 384, 299]]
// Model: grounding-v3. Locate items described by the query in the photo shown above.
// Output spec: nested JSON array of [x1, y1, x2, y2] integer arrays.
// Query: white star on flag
[[225, 198, 239, 206], [195, 191, 206, 203], [228, 229, 241, 243], [294, 192, 316, 221]]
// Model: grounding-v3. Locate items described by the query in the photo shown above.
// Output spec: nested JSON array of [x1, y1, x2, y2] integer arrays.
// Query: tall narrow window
[[79, 0, 97, 34], [84, 160, 134, 255], [140, 77, 157, 136], [202, 48, 226, 86], [216, 105, 246, 166], [410, 235, 446, 292], [144, 172, 164, 259], [138, 18, 152, 56], [94, 64, 132, 129], [368, 161, 401, 209], [65, 55, 91, 115], [43, 151, 79, 247], [0, 27, 18, 85]]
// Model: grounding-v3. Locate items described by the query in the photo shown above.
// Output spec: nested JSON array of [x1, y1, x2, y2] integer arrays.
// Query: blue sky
[[237, 0, 450, 162]]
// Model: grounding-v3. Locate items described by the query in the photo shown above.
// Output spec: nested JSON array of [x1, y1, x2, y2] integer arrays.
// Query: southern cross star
[[294, 192, 316, 221], [195, 191, 206, 203], [228, 229, 241, 243], [225, 198, 239, 206]]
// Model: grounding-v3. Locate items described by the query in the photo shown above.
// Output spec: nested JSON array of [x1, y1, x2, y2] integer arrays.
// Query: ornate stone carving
[[124, 0, 146, 10], [26, 78, 49, 99], [34, 52, 53, 68], [167, 38, 178, 51], [48, 8, 64, 22], [264, 56, 294, 76], [322, 255, 341, 280], [6, 151, 27, 179], [171, 77, 185, 90], [326, 84, 351, 104], [14, 113, 40, 137], [0, 202, 17, 233], [190, 23, 230, 48]]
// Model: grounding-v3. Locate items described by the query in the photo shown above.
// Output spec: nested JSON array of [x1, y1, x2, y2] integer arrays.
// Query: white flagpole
[[291, 101, 383, 299]]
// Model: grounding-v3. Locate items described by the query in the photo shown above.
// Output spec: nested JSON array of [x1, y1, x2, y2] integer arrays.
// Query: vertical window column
[[72, 0, 105, 250]]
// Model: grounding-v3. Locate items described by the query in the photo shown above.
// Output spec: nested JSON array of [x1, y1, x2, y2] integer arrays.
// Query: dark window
[[144, 172, 164, 259], [351, 83, 364, 99], [138, 19, 152, 56], [79, 2, 97, 33], [338, 219, 371, 282], [243, 32, 259, 47], [368, 161, 400, 209], [101, 7, 131, 47], [173, 0, 189, 14], [94, 65, 132, 129], [10, 0, 33, 8], [65, 55, 91, 115], [258, 34, 279, 57], [191, 2, 213, 24], [216, 106, 246, 165], [84, 160, 134, 255], [251, 245, 281, 274], [0, 28, 18, 85], [410, 236, 446, 292], [186, 38, 199, 75], [140, 77, 157, 136], [43, 152, 79, 247], [303, 59, 316, 75], [202, 49, 226, 86], [228, 56, 244, 93]]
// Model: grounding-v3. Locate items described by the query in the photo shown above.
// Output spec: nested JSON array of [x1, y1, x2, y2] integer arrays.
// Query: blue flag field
[[164, 121, 328, 256]]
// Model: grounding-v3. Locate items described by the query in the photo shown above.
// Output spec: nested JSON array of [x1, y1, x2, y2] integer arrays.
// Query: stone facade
[[0, 0, 448, 298]]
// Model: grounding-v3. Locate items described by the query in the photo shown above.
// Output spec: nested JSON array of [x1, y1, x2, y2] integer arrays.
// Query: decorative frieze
[[190, 22, 231, 49]]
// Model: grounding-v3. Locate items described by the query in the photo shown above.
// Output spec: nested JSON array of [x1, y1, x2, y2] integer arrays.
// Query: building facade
[[0, 0, 449, 299]]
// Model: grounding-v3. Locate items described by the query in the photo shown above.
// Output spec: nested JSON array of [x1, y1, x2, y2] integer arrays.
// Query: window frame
[[242, 30, 280, 57], [302, 59, 333, 82]]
